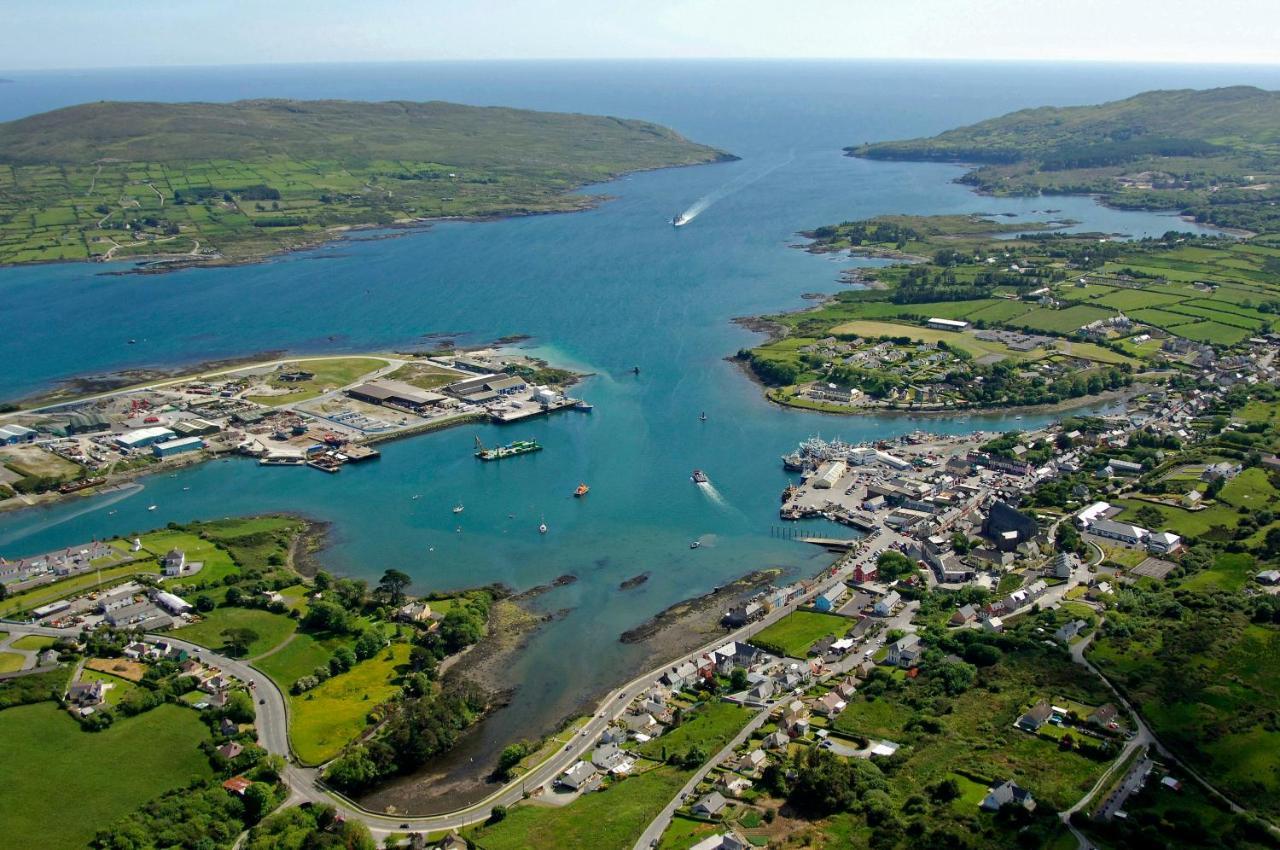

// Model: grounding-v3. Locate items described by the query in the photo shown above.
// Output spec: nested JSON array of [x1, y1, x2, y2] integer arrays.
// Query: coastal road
[[0, 539, 886, 839]]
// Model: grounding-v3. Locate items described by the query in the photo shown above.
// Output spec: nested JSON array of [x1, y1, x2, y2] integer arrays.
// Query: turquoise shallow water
[[3, 60, 1279, 808]]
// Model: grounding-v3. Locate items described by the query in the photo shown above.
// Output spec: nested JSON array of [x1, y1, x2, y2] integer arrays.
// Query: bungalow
[[738, 749, 768, 773], [691, 791, 728, 817], [873, 591, 901, 617], [690, 833, 747, 850], [1016, 701, 1052, 733], [950, 604, 978, 626], [222, 776, 252, 797], [591, 743, 635, 775], [763, 730, 791, 751], [622, 713, 657, 734], [216, 741, 244, 761], [981, 780, 1036, 812], [983, 616, 1004, 633], [718, 775, 754, 797], [558, 760, 597, 791], [887, 634, 921, 668], [814, 692, 847, 717], [1088, 703, 1120, 730], [1054, 619, 1088, 643], [1201, 461, 1242, 482]]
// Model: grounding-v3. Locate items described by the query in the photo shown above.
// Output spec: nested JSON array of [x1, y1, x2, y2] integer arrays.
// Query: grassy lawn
[[140, 529, 239, 584], [289, 642, 411, 765], [10, 635, 56, 651], [658, 814, 720, 850], [750, 610, 852, 658], [1180, 552, 1257, 592], [831, 696, 909, 740], [255, 628, 350, 688], [243, 357, 390, 406], [0, 702, 212, 849], [635, 700, 754, 760], [384, 362, 463, 390], [468, 765, 691, 850], [0, 652, 25, 673], [173, 606, 297, 657]]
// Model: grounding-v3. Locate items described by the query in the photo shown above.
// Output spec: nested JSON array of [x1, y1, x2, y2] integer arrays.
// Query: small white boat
[[411, 495, 421, 500], [689, 540, 700, 549], [538, 514, 548, 534], [452, 503, 464, 514], [147, 505, 157, 511]]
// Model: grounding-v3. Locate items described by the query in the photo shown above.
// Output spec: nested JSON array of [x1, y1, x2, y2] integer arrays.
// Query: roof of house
[[693, 791, 728, 814]]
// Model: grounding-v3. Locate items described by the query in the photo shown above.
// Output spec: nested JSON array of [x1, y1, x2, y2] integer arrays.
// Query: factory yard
[[0, 345, 586, 508]]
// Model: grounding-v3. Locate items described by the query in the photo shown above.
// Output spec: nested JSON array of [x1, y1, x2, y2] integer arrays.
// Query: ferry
[[475, 437, 542, 461], [691, 469, 709, 484], [574, 483, 590, 498]]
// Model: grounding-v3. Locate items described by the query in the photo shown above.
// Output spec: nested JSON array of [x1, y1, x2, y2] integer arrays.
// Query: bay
[[2, 59, 1278, 811]]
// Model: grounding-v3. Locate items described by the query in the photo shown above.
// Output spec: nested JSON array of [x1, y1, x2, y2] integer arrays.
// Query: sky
[[2, 0, 1279, 71]]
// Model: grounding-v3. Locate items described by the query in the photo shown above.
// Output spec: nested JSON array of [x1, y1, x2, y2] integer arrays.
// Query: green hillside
[[847, 87, 1280, 233], [0, 99, 729, 266]]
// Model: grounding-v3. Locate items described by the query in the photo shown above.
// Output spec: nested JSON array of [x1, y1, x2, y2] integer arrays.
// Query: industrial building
[[152, 436, 204, 458], [115, 426, 176, 449], [926, 318, 969, 332], [346, 380, 449, 412], [444, 374, 528, 404]]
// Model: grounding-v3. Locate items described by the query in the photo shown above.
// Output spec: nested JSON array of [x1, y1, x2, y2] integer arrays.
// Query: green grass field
[[749, 610, 852, 657], [9, 635, 56, 651], [140, 529, 238, 584], [243, 357, 390, 406], [0, 652, 25, 673], [467, 765, 691, 850], [173, 606, 297, 657], [635, 701, 753, 760], [289, 642, 411, 764], [0, 702, 212, 849]]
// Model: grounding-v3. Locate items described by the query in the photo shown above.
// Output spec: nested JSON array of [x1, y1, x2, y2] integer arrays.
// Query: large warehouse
[[346, 380, 448, 412]]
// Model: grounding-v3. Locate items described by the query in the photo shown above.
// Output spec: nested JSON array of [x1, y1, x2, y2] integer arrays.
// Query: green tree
[[377, 569, 412, 606], [729, 667, 750, 692], [242, 782, 274, 824], [876, 550, 916, 582], [220, 627, 259, 657]]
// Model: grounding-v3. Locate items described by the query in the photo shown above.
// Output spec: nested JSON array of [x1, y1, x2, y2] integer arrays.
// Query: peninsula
[[847, 86, 1280, 234], [0, 98, 731, 267]]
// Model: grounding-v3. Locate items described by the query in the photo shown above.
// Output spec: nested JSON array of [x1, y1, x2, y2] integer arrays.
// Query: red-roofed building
[[222, 776, 251, 796]]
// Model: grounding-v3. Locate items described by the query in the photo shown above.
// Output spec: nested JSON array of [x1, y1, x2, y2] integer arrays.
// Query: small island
[[0, 98, 731, 267]]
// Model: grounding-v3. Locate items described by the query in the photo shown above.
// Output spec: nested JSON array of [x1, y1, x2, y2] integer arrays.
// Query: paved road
[[0, 543, 886, 838]]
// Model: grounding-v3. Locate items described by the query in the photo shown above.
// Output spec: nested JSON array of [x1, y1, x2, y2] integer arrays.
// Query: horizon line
[[5, 55, 1280, 75]]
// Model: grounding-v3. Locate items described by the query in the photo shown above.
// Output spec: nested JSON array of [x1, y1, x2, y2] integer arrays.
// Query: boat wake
[[696, 480, 727, 506], [673, 150, 795, 227]]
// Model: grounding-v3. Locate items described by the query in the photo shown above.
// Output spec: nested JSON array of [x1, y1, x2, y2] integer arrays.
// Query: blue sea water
[[2, 60, 1279, 808]]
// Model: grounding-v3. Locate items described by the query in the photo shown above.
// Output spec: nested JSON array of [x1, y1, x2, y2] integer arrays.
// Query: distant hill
[[0, 99, 729, 266], [0, 98, 726, 168], [847, 87, 1280, 233]]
